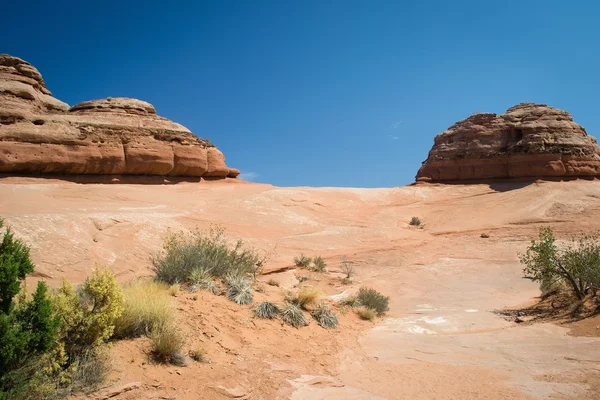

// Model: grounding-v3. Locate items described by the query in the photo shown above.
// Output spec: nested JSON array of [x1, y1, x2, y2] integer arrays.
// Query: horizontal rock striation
[[0, 54, 239, 179], [416, 103, 600, 182]]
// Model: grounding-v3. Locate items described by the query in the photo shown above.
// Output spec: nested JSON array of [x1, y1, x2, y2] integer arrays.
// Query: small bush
[[410, 217, 421, 227], [294, 254, 312, 268], [288, 287, 319, 310], [253, 301, 280, 319], [480, 233, 490, 239], [225, 274, 253, 305], [281, 303, 307, 327], [356, 307, 377, 321], [266, 278, 280, 287], [310, 303, 338, 328], [341, 277, 352, 285], [311, 256, 327, 272], [152, 228, 261, 285], [150, 321, 185, 364], [340, 257, 355, 279], [70, 347, 111, 394], [356, 287, 389, 315], [189, 267, 218, 293], [340, 294, 358, 307], [168, 283, 180, 296], [113, 279, 173, 339], [189, 346, 207, 362]]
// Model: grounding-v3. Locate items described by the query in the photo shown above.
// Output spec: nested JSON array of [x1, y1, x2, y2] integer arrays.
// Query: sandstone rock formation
[[416, 103, 600, 182], [0, 54, 239, 179]]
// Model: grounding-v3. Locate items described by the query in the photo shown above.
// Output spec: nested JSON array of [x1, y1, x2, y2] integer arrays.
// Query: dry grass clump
[[340, 294, 358, 307], [287, 287, 319, 310], [225, 274, 253, 305], [189, 346, 207, 362], [281, 303, 308, 327], [356, 287, 389, 315], [150, 321, 185, 364], [356, 306, 377, 321], [266, 278, 280, 287], [310, 303, 338, 328], [168, 283, 181, 296], [113, 279, 174, 339], [253, 301, 281, 319], [188, 267, 218, 293]]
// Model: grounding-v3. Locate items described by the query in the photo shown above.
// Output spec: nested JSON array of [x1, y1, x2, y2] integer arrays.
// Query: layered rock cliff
[[0, 54, 240, 178], [416, 103, 600, 182]]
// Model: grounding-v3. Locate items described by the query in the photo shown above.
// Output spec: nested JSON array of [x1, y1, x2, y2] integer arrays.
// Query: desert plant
[[189, 346, 207, 362], [152, 228, 261, 285], [288, 287, 319, 310], [69, 347, 111, 394], [310, 303, 338, 328], [340, 257, 355, 279], [340, 294, 358, 307], [113, 279, 173, 338], [281, 303, 307, 327], [188, 267, 218, 292], [520, 227, 600, 300], [311, 256, 327, 272], [356, 306, 377, 321], [410, 217, 421, 227], [294, 254, 312, 268], [150, 321, 185, 364], [168, 283, 180, 296], [356, 287, 389, 315], [266, 278, 280, 287], [225, 274, 253, 305], [253, 301, 280, 319]]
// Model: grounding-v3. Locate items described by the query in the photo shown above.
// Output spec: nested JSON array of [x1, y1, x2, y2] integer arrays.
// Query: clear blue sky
[[3, 1, 599, 187]]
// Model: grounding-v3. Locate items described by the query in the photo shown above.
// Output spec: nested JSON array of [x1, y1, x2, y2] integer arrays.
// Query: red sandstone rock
[[416, 103, 600, 182], [0, 54, 238, 178]]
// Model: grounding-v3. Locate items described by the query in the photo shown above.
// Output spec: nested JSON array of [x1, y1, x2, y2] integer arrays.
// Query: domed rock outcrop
[[0, 54, 239, 179], [416, 103, 600, 182]]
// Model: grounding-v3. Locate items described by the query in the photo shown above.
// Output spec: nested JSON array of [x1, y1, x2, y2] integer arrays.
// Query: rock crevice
[[416, 103, 600, 182], [0, 54, 239, 178]]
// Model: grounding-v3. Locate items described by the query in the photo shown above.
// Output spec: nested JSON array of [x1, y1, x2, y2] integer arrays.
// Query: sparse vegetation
[[520, 227, 600, 301], [113, 279, 173, 339], [310, 303, 338, 328], [168, 283, 181, 296], [356, 287, 389, 315], [150, 321, 185, 364], [189, 346, 207, 362], [281, 303, 307, 327], [340, 294, 358, 307], [253, 301, 280, 319], [266, 278, 280, 287], [340, 257, 355, 279], [189, 267, 218, 293], [410, 216, 421, 227], [152, 228, 261, 285], [356, 306, 377, 321], [294, 254, 312, 268], [225, 274, 253, 305], [288, 287, 319, 310], [311, 256, 327, 272], [481, 233, 490, 239]]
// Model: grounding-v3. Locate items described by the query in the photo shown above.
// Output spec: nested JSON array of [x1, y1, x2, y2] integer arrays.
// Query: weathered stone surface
[[0, 54, 238, 178], [416, 103, 600, 182]]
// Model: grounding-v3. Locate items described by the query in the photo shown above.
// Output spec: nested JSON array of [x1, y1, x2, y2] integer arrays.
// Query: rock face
[[0, 54, 239, 178], [416, 103, 600, 182]]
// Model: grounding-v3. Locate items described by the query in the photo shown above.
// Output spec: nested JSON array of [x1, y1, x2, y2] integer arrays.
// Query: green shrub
[[253, 302, 280, 319], [225, 274, 253, 305], [281, 303, 307, 327], [113, 279, 173, 339], [520, 227, 600, 300], [150, 321, 185, 364], [310, 303, 338, 328], [356, 287, 389, 315], [152, 228, 261, 285], [311, 256, 327, 272], [410, 217, 421, 227], [294, 254, 311, 268]]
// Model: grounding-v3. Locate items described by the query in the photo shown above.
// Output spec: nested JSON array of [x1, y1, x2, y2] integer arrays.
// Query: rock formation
[[416, 103, 600, 182], [0, 54, 240, 179]]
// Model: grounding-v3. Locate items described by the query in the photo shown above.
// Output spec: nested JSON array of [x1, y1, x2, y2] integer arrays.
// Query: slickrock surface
[[416, 103, 600, 182], [0, 54, 239, 178]]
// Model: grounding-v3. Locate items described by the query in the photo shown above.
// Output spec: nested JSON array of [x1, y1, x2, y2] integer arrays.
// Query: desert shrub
[[225, 274, 253, 305], [340, 257, 355, 279], [311, 256, 327, 272], [266, 278, 280, 287], [253, 301, 280, 319], [356, 306, 376, 321], [310, 303, 338, 328], [0, 219, 59, 397], [69, 347, 111, 394], [281, 303, 307, 327], [168, 283, 180, 296], [520, 227, 600, 300], [189, 346, 207, 362], [152, 228, 261, 285], [410, 217, 421, 227], [113, 279, 173, 338], [150, 321, 185, 364], [340, 294, 358, 307], [356, 287, 389, 315], [288, 287, 319, 310], [294, 254, 312, 268]]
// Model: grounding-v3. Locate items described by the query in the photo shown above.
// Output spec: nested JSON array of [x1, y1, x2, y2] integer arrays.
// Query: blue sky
[[3, 1, 599, 187]]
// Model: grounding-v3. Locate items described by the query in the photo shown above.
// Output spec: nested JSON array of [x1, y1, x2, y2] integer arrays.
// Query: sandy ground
[[1, 177, 599, 399]]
